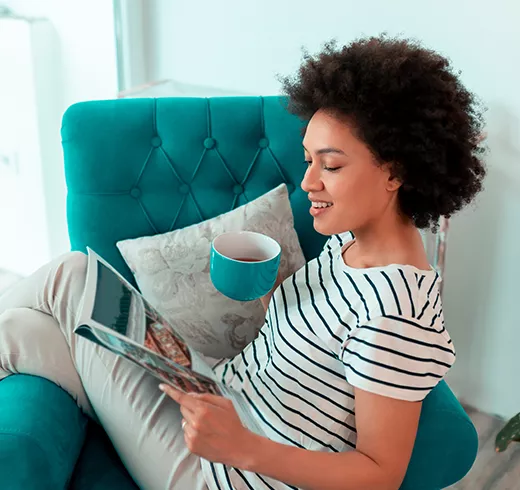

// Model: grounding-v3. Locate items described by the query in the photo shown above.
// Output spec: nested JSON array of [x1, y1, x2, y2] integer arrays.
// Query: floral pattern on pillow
[[117, 184, 306, 359]]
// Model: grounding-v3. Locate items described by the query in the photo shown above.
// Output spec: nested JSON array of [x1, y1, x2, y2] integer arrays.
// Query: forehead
[[302, 110, 357, 149]]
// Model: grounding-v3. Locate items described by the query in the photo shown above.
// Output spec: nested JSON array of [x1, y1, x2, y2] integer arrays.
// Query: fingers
[[195, 393, 232, 408], [159, 384, 230, 410], [159, 384, 199, 410], [179, 404, 196, 424]]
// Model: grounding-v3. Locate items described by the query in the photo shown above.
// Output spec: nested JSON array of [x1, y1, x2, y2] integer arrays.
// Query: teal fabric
[[402, 380, 478, 489], [69, 422, 138, 490], [0, 375, 87, 490], [0, 96, 477, 489]]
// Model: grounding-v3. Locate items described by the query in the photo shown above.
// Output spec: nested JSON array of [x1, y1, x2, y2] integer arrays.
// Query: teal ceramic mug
[[210, 231, 282, 301]]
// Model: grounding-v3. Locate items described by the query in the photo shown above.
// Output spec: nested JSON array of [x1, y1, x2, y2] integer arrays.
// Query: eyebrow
[[302, 145, 346, 156]]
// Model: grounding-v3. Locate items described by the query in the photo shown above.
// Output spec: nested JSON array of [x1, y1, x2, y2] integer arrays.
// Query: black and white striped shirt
[[201, 233, 455, 490]]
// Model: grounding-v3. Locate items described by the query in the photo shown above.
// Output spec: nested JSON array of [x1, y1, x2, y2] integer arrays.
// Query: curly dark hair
[[280, 35, 486, 230]]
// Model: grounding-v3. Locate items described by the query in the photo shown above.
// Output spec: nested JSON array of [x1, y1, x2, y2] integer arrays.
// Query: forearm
[[241, 434, 399, 490]]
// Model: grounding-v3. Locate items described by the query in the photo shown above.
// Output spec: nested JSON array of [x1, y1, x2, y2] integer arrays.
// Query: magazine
[[75, 248, 265, 437]]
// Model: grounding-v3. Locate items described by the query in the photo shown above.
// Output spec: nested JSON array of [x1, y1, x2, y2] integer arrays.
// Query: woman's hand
[[260, 269, 285, 312], [159, 384, 258, 468]]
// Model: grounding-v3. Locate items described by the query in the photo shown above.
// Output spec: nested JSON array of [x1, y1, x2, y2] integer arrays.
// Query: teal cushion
[[0, 375, 87, 490]]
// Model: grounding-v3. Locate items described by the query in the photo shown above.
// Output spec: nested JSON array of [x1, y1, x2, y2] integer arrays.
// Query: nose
[[301, 163, 324, 193]]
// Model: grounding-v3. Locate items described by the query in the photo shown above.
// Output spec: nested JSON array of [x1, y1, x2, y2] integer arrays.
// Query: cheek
[[330, 170, 388, 216]]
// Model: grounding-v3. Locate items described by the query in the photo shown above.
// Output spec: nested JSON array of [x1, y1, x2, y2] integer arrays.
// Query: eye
[[303, 159, 312, 166], [324, 166, 340, 172]]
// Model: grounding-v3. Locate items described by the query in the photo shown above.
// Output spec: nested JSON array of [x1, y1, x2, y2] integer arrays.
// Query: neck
[[348, 212, 427, 269]]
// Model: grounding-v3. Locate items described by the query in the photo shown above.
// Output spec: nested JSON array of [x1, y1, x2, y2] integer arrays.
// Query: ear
[[383, 163, 402, 192], [386, 174, 402, 192]]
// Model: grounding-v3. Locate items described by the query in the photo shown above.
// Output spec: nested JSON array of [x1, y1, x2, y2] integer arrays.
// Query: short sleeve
[[341, 315, 456, 401]]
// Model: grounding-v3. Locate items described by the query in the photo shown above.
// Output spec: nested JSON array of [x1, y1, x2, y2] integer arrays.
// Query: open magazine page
[[75, 248, 266, 437], [77, 249, 215, 377]]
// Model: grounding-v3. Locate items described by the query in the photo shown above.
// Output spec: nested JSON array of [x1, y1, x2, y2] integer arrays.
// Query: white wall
[[142, 0, 520, 418], [2, 0, 119, 267], [0, 18, 53, 274]]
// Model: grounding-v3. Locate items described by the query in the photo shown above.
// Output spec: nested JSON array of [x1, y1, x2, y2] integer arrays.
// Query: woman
[[0, 35, 485, 489]]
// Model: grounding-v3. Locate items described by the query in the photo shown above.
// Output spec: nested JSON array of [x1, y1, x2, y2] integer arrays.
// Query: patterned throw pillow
[[117, 184, 306, 359]]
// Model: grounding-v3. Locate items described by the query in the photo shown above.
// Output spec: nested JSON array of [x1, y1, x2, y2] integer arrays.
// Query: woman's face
[[301, 110, 400, 236]]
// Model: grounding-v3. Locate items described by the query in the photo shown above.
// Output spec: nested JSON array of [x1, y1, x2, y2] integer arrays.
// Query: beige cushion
[[117, 184, 306, 358]]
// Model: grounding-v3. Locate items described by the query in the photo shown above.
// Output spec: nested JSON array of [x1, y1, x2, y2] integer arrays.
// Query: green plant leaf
[[496, 413, 520, 452]]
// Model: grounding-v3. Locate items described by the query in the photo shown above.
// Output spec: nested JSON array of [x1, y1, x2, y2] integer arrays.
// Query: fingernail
[[159, 384, 166, 391]]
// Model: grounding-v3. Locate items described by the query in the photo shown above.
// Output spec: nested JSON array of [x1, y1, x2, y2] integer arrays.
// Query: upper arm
[[354, 387, 422, 488], [340, 315, 455, 486]]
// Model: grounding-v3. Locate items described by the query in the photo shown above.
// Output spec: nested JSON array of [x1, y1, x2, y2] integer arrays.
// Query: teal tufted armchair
[[0, 96, 477, 489]]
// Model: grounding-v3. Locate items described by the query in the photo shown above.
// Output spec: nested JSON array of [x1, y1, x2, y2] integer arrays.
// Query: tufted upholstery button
[[179, 184, 190, 195], [130, 187, 141, 199], [287, 183, 295, 193], [233, 184, 244, 195], [258, 137, 269, 148], [204, 137, 216, 149], [151, 136, 162, 148]]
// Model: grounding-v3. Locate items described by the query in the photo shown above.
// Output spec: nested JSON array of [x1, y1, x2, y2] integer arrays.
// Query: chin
[[312, 218, 348, 237]]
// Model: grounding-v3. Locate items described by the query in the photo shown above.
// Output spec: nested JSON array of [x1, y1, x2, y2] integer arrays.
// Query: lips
[[309, 201, 333, 217]]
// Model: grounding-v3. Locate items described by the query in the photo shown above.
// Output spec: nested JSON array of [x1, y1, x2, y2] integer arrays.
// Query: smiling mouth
[[311, 202, 333, 208]]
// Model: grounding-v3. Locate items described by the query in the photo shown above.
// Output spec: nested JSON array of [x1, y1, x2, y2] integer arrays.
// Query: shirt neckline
[[338, 239, 438, 275]]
